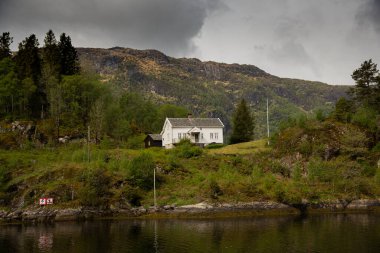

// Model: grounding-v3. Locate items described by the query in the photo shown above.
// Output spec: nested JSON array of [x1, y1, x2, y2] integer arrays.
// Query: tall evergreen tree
[[350, 59, 379, 110], [42, 30, 61, 79], [42, 30, 63, 138], [58, 33, 80, 75], [15, 34, 45, 117], [230, 99, 254, 144], [15, 34, 41, 83], [0, 32, 13, 60], [0, 58, 19, 116]]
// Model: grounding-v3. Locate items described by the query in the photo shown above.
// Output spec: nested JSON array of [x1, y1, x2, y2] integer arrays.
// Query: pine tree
[[15, 34, 45, 117], [42, 30, 61, 79], [230, 99, 254, 144], [0, 32, 13, 60], [58, 33, 80, 75], [0, 58, 19, 116], [41, 30, 63, 139], [350, 59, 379, 109]]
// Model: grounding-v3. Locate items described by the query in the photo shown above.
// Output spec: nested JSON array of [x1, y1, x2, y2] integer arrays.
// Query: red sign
[[46, 198, 53, 205], [39, 198, 54, 205], [39, 198, 46, 205]]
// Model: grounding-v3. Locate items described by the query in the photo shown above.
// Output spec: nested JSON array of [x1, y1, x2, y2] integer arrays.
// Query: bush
[[341, 127, 369, 159], [307, 159, 336, 182], [209, 179, 223, 199], [122, 185, 143, 206], [174, 140, 203, 158], [291, 164, 302, 181], [128, 152, 155, 190], [205, 143, 225, 149], [125, 135, 145, 149], [0, 160, 11, 192], [164, 155, 183, 174], [0, 132, 18, 149], [79, 168, 112, 207], [269, 160, 290, 177], [371, 142, 380, 152]]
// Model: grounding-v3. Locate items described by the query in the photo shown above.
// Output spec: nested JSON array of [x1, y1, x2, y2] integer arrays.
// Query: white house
[[160, 117, 224, 149]]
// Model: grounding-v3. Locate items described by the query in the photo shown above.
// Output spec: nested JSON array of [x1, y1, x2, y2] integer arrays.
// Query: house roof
[[146, 134, 162, 141], [167, 118, 224, 128]]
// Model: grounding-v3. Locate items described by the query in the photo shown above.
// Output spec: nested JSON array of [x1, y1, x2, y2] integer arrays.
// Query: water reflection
[[0, 214, 380, 253], [38, 233, 53, 251]]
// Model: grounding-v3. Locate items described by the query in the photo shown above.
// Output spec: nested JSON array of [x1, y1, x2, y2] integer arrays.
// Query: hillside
[[77, 47, 348, 137]]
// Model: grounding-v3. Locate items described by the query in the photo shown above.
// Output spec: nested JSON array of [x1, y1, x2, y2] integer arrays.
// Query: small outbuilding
[[144, 134, 163, 148]]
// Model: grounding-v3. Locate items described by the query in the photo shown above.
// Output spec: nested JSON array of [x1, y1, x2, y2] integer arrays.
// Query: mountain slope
[[77, 47, 348, 137]]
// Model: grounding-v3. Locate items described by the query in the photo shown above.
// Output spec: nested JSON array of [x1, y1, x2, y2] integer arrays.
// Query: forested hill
[[77, 47, 348, 136]]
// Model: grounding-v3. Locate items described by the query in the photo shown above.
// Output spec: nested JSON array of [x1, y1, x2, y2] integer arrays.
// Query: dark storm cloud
[[357, 0, 380, 33], [0, 0, 224, 56], [1, 0, 379, 84]]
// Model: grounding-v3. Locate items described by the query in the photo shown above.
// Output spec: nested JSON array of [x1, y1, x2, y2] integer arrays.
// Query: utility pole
[[87, 126, 90, 162], [267, 98, 270, 145], [153, 167, 157, 209]]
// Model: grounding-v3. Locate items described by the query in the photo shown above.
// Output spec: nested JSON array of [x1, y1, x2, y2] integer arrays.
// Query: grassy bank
[[1, 126, 379, 212]]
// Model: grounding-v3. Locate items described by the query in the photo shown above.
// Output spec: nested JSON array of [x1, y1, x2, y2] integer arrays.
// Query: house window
[[215, 133, 218, 139], [210, 133, 213, 139], [201, 133, 203, 139], [178, 133, 181, 139]]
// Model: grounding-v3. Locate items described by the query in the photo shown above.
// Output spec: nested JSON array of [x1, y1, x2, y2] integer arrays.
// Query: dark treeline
[[0, 31, 79, 120], [0, 31, 188, 146]]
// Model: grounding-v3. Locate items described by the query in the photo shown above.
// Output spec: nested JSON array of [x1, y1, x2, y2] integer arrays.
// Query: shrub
[[291, 163, 302, 181], [0, 132, 18, 149], [341, 127, 369, 159], [122, 185, 143, 206], [174, 139, 203, 158], [79, 168, 112, 207], [269, 160, 291, 177], [0, 160, 11, 187], [297, 139, 313, 156], [371, 142, 380, 152], [128, 152, 155, 190], [205, 143, 225, 149], [307, 159, 336, 182], [209, 179, 223, 199], [164, 155, 183, 174], [126, 135, 145, 149]]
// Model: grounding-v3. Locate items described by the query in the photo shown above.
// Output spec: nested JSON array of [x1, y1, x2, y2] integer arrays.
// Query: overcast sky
[[1, 0, 379, 85]]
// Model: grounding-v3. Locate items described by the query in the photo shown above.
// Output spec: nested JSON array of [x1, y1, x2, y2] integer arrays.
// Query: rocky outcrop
[[1, 199, 379, 223]]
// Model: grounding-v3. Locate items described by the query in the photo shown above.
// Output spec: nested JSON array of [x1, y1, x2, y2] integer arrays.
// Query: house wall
[[162, 125, 223, 148], [161, 120, 173, 148], [197, 127, 223, 145]]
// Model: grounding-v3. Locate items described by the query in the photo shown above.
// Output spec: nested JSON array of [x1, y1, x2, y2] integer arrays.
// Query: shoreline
[[1, 199, 380, 223]]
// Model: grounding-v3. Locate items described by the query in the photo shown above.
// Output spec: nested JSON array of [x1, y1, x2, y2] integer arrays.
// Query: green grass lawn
[[207, 139, 270, 155]]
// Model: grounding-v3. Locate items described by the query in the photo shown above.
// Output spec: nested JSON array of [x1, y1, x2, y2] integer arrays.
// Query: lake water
[[1, 214, 380, 253]]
